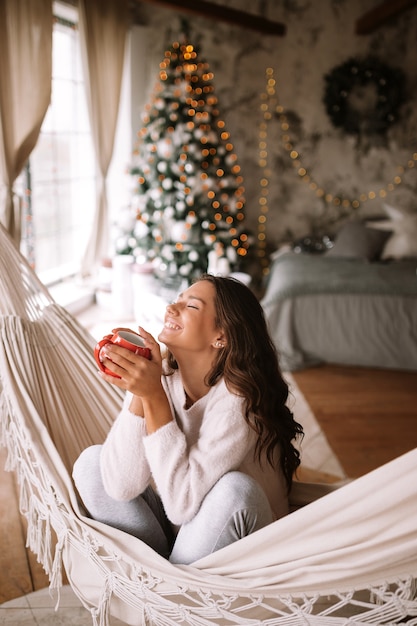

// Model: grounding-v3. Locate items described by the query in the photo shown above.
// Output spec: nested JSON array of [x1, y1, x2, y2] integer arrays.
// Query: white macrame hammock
[[1, 223, 417, 626]]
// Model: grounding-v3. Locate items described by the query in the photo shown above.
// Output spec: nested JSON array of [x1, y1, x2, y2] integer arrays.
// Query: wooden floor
[[1, 363, 417, 604], [292, 365, 417, 478]]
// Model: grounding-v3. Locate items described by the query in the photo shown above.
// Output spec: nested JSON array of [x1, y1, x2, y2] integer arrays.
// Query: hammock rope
[[1, 223, 417, 626]]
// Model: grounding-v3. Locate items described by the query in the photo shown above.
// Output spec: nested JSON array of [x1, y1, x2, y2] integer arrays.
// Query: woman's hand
[[98, 326, 163, 399], [99, 326, 173, 432]]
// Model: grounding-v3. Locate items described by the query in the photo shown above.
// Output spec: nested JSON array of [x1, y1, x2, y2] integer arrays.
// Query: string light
[[258, 67, 417, 272], [257, 69, 276, 274]]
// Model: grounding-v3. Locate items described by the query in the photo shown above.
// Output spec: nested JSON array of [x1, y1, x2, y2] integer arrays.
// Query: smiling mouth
[[164, 321, 182, 330]]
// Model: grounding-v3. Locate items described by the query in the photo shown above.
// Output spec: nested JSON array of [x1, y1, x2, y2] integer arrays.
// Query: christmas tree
[[116, 38, 249, 287]]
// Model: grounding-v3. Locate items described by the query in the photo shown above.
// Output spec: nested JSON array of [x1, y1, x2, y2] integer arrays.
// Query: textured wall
[[132, 0, 417, 258]]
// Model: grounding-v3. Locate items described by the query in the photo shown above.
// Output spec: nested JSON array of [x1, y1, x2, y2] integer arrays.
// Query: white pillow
[[367, 204, 417, 259]]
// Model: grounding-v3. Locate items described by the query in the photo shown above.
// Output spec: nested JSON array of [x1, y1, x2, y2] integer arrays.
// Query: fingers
[[137, 326, 156, 345], [98, 368, 123, 385], [98, 348, 147, 389], [101, 344, 143, 368], [97, 327, 162, 392], [98, 345, 159, 396], [138, 327, 162, 360]]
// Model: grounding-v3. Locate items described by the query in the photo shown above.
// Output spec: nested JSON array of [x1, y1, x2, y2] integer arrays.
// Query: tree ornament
[[323, 56, 407, 135]]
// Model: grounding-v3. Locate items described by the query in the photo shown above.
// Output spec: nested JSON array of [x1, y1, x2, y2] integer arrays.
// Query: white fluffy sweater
[[100, 369, 289, 526]]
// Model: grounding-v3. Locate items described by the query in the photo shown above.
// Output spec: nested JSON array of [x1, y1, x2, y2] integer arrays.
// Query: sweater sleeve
[[100, 398, 152, 501], [143, 384, 256, 525]]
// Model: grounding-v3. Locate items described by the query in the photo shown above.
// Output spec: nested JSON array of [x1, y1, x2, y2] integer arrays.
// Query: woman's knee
[[212, 471, 270, 510], [72, 444, 103, 497], [210, 472, 273, 542], [196, 471, 273, 530]]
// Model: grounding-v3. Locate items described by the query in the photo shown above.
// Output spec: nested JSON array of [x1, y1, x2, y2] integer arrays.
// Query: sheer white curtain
[[0, 0, 52, 244], [78, 0, 130, 275]]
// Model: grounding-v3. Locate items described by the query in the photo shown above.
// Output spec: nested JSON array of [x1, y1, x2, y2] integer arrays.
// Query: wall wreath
[[323, 56, 406, 136]]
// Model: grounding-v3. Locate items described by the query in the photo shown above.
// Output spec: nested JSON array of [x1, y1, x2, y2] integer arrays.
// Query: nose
[[166, 301, 179, 315]]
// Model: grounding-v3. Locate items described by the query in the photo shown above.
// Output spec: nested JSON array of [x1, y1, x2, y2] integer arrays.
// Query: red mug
[[94, 330, 151, 377]]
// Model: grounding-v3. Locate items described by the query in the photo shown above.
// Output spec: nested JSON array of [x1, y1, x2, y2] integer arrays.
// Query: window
[[21, 2, 96, 286]]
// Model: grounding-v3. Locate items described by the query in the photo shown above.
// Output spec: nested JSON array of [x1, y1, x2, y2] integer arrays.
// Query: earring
[[215, 341, 224, 348]]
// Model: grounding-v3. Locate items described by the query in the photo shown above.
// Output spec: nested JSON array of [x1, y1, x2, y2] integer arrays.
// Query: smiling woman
[[73, 273, 303, 564]]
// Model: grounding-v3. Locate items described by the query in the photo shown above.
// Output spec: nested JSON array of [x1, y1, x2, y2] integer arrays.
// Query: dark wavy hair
[[166, 274, 303, 492]]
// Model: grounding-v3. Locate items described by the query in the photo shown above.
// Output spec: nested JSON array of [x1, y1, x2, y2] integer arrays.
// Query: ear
[[212, 331, 226, 349]]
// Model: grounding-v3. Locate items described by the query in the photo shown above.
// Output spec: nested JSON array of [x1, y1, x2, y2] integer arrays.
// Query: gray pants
[[72, 445, 273, 564]]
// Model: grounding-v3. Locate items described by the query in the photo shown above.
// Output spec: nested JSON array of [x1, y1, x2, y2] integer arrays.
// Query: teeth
[[165, 321, 181, 330]]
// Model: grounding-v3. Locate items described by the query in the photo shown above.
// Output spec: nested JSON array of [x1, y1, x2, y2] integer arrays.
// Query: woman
[[73, 274, 303, 564]]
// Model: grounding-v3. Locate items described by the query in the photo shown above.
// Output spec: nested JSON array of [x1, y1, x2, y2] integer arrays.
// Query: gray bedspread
[[262, 253, 417, 299], [261, 253, 417, 371]]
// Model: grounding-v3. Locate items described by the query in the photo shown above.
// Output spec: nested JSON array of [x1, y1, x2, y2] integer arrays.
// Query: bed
[[261, 251, 417, 372]]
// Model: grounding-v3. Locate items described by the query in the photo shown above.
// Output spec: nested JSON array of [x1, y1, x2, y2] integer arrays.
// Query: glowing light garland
[[258, 67, 417, 273]]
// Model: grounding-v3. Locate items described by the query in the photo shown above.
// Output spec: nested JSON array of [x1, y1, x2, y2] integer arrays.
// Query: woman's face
[[158, 280, 223, 355]]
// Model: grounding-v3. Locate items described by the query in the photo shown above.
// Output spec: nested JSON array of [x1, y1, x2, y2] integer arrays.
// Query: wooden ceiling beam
[[356, 0, 417, 34], [136, 0, 286, 35]]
